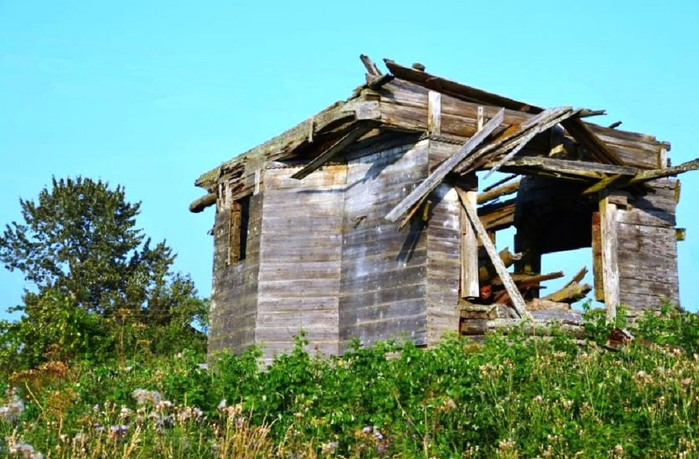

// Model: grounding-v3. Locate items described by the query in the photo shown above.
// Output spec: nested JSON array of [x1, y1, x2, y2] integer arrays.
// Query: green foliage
[[0, 305, 694, 458], [4, 309, 698, 458], [0, 177, 207, 373]]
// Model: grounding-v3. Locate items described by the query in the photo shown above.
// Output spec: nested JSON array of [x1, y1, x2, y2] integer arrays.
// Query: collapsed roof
[[191, 56, 698, 215]]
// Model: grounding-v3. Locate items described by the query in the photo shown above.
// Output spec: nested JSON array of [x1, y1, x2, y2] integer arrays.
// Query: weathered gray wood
[[291, 123, 376, 180], [478, 179, 520, 204], [483, 106, 577, 179], [496, 156, 639, 177], [457, 187, 531, 319], [189, 192, 216, 213], [360, 54, 382, 77], [629, 157, 699, 184], [428, 91, 441, 135], [386, 108, 505, 222], [460, 189, 479, 298], [600, 192, 619, 318]]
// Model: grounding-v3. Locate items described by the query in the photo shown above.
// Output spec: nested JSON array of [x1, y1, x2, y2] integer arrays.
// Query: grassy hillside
[[1, 305, 698, 458]]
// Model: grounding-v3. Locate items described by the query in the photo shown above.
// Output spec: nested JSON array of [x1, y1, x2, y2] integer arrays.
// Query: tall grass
[[1, 306, 698, 458]]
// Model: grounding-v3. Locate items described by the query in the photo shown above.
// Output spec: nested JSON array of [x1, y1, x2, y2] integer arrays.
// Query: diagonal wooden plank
[[456, 188, 532, 320], [385, 108, 505, 222], [291, 122, 377, 180], [483, 107, 577, 179], [453, 107, 570, 175]]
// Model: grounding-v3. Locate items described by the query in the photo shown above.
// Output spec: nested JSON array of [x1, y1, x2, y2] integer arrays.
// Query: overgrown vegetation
[[1, 306, 698, 458], [0, 177, 208, 370]]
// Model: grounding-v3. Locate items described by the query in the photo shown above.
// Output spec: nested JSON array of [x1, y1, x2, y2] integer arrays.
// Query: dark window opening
[[229, 195, 250, 264]]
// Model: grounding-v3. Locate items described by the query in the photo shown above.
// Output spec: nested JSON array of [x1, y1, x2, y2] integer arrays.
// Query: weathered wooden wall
[[425, 140, 463, 344], [616, 179, 680, 311], [338, 140, 429, 351], [255, 164, 347, 361], [207, 194, 262, 355]]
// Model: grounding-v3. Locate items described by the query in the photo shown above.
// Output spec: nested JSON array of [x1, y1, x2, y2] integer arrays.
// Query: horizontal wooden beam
[[189, 192, 216, 213], [494, 156, 639, 177]]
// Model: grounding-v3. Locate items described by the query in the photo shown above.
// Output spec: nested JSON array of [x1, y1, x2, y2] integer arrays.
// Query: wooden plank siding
[[207, 194, 262, 355], [424, 140, 466, 343], [615, 179, 680, 312], [339, 140, 430, 351], [255, 165, 347, 362]]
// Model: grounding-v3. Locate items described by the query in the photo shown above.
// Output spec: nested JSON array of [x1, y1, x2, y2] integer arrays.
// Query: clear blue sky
[[1, 0, 698, 320]]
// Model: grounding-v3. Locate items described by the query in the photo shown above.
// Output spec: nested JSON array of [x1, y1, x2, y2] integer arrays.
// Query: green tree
[[0, 177, 207, 369]]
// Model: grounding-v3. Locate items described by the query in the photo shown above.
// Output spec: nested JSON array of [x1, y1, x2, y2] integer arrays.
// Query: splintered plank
[[291, 122, 377, 180], [483, 106, 578, 179], [385, 108, 505, 222], [456, 188, 531, 319]]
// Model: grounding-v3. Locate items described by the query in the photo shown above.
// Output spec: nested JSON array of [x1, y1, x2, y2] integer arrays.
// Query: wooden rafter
[[385, 108, 505, 223]]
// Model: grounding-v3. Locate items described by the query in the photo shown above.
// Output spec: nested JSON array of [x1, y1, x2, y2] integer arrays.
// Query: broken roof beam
[[291, 122, 378, 180], [629, 157, 699, 184], [582, 157, 699, 194], [483, 107, 579, 179], [561, 117, 625, 166], [384, 59, 540, 113], [385, 108, 505, 223], [454, 107, 576, 176], [477, 178, 521, 204], [457, 188, 532, 320], [493, 156, 639, 179]]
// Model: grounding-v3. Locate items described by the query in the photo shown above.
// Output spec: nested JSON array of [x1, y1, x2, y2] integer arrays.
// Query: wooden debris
[[478, 247, 522, 283], [477, 178, 520, 204], [483, 173, 518, 192], [360, 54, 382, 78], [542, 281, 592, 303], [483, 106, 579, 179], [526, 298, 571, 311]]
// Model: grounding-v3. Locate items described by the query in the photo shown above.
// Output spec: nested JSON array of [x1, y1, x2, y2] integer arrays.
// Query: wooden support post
[[599, 191, 619, 319], [460, 177, 479, 299], [457, 188, 532, 320], [428, 91, 441, 135]]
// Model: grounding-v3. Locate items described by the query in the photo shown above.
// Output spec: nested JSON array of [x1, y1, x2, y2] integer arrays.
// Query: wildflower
[[217, 399, 227, 411], [132, 389, 162, 405], [8, 441, 44, 459], [498, 438, 516, 450], [532, 395, 543, 403], [0, 391, 25, 422], [321, 442, 338, 454], [109, 424, 129, 438], [682, 377, 693, 387], [119, 406, 132, 419], [156, 400, 173, 411]]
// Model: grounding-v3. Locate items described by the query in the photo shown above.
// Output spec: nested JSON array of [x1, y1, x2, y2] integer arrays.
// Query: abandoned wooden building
[[190, 56, 698, 359]]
